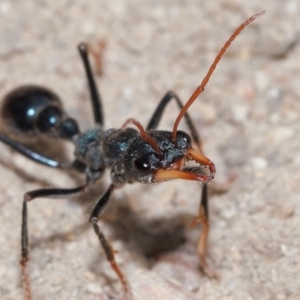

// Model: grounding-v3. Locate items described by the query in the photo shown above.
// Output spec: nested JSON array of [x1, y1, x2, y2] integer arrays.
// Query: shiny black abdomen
[[2, 85, 61, 134], [1, 85, 79, 139]]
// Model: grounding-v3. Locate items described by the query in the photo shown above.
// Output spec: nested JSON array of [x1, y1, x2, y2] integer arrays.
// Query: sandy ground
[[0, 1, 299, 300]]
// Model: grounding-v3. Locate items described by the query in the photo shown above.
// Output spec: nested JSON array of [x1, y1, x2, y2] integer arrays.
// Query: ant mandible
[[0, 11, 264, 300]]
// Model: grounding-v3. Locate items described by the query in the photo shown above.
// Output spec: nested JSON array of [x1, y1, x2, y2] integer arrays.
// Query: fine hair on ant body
[[0, 11, 264, 300]]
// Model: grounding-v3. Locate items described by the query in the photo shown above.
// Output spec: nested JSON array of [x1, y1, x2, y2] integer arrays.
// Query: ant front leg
[[190, 184, 218, 279], [147, 91, 216, 278], [21, 183, 89, 300], [89, 184, 132, 298]]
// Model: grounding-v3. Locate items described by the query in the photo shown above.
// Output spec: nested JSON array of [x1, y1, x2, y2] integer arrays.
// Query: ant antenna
[[122, 118, 162, 154], [172, 10, 265, 142]]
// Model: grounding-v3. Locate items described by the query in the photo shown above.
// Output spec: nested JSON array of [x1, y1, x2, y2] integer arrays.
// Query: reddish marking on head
[[172, 10, 265, 142]]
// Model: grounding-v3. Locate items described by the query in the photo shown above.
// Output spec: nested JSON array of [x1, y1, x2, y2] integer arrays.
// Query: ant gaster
[[0, 11, 264, 300]]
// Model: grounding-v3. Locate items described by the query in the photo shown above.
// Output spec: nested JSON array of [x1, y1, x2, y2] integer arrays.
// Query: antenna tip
[[253, 10, 266, 19]]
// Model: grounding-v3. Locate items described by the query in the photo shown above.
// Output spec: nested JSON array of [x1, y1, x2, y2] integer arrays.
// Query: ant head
[[122, 129, 215, 184]]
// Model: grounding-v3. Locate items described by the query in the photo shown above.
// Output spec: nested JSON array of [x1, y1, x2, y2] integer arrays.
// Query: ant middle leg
[[146, 91, 216, 278], [21, 183, 89, 300]]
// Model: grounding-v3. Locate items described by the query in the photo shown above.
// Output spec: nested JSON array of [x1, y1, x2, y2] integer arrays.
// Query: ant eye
[[133, 157, 151, 175], [176, 131, 191, 149]]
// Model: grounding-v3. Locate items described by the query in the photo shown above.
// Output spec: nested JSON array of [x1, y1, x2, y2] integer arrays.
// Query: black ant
[[0, 11, 264, 300]]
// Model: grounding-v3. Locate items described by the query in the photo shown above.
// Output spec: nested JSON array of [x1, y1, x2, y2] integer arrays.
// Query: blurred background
[[0, 1, 299, 299]]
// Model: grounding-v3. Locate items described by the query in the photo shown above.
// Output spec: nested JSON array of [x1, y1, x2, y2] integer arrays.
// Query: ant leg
[[0, 133, 86, 173], [0, 133, 69, 169], [89, 184, 131, 296], [190, 185, 218, 279], [21, 183, 89, 300], [146, 91, 201, 149], [78, 43, 104, 126]]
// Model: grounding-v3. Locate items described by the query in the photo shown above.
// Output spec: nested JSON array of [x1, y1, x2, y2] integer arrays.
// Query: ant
[[0, 11, 264, 300]]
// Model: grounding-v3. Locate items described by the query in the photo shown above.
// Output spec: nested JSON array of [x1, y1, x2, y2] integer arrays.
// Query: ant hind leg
[[20, 183, 89, 300]]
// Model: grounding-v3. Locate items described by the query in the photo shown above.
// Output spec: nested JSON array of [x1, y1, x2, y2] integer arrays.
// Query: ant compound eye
[[176, 131, 191, 149], [133, 157, 151, 175]]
